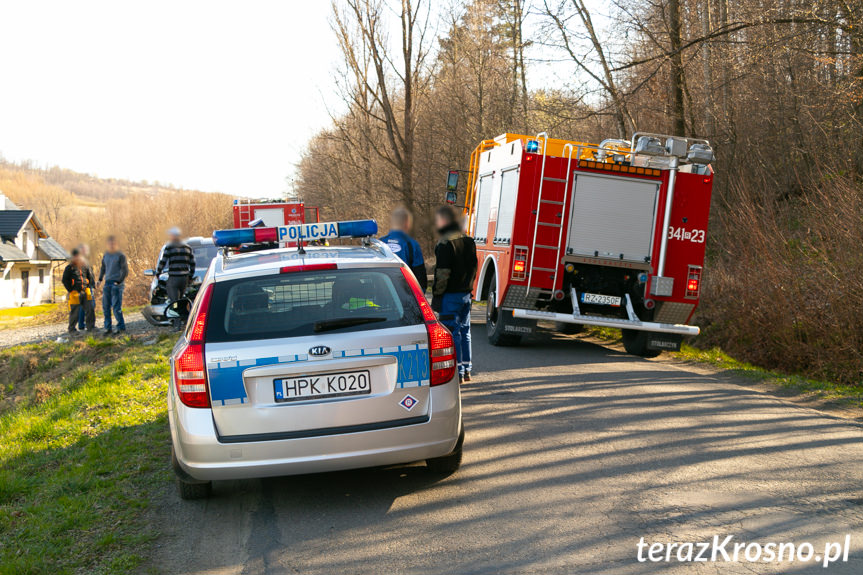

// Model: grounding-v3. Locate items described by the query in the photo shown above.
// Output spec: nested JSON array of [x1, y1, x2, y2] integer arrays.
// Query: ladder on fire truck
[[526, 132, 577, 296], [236, 199, 255, 229]]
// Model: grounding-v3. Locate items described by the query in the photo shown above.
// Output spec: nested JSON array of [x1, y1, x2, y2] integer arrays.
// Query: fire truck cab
[[462, 132, 715, 357]]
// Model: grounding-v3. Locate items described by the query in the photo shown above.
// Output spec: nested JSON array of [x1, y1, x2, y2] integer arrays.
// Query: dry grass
[[697, 172, 863, 386]]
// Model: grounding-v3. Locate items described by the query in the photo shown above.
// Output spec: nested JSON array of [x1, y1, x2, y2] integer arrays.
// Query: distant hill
[[0, 159, 235, 304]]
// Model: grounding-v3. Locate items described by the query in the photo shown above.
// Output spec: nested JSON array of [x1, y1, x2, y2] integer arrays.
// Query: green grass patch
[[0, 304, 57, 320], [674, 344, 863, 408], [585, 326, 863, 408], [0, 334, 175, 574], [0, 304, 65, 331]]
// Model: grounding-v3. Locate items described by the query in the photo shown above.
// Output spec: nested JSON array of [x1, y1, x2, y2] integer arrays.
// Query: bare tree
[[542, 0, 636, 137], [331, 0, 432, 212]]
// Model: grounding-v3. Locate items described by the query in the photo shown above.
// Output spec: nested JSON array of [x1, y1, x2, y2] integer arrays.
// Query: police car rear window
[[205, 268, 425, 342]]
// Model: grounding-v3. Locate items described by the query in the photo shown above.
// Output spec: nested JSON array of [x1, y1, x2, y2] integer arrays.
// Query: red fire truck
[[232, 200, 320, 229], [458, 132, 715, 356]]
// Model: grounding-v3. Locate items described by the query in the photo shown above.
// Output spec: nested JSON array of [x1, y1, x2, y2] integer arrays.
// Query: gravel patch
[[0, 316, 162, 349]]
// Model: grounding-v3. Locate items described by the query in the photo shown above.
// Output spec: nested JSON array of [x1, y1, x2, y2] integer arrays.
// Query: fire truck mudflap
[[458, 131, 714, 356]]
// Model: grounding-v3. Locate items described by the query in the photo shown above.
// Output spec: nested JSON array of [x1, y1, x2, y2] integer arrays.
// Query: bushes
[[697, 173, 863, 385]]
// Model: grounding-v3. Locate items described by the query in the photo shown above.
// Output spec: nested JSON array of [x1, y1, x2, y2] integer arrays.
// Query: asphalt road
[[150, 319, 863, 575]]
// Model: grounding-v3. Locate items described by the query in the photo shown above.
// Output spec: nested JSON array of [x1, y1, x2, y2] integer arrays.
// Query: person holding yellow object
[[62, 249, 88, 334]]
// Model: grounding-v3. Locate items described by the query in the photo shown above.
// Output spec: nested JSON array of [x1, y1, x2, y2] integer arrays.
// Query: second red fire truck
[[455, 131, 715, 356]]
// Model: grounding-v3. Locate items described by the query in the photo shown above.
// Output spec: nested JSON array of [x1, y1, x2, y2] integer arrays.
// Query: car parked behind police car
[[168, 220, 463, 499]]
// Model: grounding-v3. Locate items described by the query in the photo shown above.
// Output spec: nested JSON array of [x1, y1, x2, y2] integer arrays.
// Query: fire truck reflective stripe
[[206, 346, 431, 404]]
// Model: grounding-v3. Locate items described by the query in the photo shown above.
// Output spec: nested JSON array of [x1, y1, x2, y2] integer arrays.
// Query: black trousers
[[68, 303, 81, 331]]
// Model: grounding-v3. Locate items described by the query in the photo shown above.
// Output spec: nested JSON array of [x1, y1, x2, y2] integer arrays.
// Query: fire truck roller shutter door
[[494, 167, 519, 243], [473, 175, 494, 241], [566, 173, 660, 263]]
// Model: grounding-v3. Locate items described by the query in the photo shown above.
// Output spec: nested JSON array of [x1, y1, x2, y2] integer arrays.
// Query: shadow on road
[[152, 324, 863, 575]]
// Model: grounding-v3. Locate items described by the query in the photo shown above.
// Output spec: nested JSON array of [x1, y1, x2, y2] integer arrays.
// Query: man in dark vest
[[431, 205, 477, 383]]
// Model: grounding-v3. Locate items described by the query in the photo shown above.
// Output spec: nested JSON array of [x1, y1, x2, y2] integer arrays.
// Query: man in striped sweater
[[156, 227, 196, 329]]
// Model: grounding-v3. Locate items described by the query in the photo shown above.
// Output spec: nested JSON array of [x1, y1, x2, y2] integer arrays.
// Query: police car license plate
[[274, 370, 371, 403], [580, 293, 623, 307]]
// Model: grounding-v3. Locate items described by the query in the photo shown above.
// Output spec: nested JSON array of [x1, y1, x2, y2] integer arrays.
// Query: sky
[[0, 1, 610, 200], [0, 1, 343, 199]]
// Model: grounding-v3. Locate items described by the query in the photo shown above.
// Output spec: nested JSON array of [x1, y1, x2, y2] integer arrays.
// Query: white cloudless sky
[[0, 1, 343, 198]]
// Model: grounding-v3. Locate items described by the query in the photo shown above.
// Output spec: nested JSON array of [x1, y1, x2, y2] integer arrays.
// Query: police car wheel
[[426, 427, 464, 476], [621, 329, 661, 358], [172, 446, 212, 500], [486, 288, 521, 346]]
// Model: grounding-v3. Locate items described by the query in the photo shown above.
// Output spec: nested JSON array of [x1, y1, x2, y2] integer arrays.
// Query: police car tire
[[426, 427, 464, 476], [177, 479, 212, 500], [172, 446, 212, 500], [621, 329, 661, 358], [487, 288, 521, 346], [556, 322, 584, 335]]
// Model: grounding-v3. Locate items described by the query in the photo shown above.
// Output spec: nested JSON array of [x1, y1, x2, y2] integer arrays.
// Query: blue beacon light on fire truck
[[212, 219, 378, 247]]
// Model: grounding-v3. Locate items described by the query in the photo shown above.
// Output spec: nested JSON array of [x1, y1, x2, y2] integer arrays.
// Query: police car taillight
[[400, 268, 456, 385], [174, 283, 213, 408]]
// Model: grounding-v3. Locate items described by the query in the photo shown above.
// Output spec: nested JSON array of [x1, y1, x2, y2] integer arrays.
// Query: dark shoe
[[103, 329, 113, 336], [463, 372, 472, 382]]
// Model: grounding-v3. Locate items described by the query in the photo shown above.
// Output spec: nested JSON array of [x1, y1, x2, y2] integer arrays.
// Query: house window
[[21, 270, 29, 299], [22, 231, 29, 252], [39, 269, 45, 284]]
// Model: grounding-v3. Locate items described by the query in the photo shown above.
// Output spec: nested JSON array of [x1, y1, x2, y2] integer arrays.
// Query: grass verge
[[0, 334, 175, 574], [585, 327, 863, 408]]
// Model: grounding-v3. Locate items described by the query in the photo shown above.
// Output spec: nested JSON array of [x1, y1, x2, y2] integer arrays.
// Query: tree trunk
[[668, 0, 686, 135]]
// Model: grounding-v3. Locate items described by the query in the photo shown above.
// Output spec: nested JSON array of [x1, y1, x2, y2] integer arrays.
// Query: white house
[[0, 192, 70, 309]]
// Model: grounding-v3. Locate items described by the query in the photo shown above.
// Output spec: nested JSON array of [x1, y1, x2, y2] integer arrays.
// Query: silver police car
[[168, 220, 463, 499]]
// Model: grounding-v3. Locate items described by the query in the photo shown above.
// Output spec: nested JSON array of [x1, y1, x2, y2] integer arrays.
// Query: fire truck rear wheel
[[486, 289, 521, 346], [621, 329, 661, 358], [555, 322, 584, 335]]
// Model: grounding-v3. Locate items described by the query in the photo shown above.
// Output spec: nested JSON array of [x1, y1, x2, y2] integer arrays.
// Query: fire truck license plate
[[580, 293, 622, 307]]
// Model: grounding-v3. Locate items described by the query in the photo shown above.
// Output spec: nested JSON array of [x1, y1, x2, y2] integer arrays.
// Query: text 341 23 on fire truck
[[458, 131, 715, 357]]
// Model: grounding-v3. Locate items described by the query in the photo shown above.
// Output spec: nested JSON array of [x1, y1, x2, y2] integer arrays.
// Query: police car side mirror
[[143, 269, 156, 277], [445, 190, 457, 205]]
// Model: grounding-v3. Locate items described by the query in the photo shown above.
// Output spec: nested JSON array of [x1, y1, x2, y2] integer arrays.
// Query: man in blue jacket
[[380, 207, 427, 292]]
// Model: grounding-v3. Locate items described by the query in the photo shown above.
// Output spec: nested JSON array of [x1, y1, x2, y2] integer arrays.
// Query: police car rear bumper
[[168, 383, 461, 481]]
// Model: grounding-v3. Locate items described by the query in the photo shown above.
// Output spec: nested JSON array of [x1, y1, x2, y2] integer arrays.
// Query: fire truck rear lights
[[685, 265, 703, 298], [213, 219, 378, 247], [579, 160, 660, 177], [512, 247, 529, 280]]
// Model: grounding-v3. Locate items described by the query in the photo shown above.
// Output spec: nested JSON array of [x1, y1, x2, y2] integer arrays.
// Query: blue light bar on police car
[[212, 219, 378, 247]]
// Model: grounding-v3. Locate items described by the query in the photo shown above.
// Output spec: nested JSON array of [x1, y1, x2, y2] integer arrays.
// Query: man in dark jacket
[[156, 227, 196, 329], [97, 235, 129, 334], [431, 205, 478, 383], [380, 207, 427, 292], [62, 249, 86, 334]]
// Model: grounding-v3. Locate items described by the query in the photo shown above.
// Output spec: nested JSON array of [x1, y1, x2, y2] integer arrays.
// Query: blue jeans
[[439, 292, 472, 376], [102, 283, 126, 330]]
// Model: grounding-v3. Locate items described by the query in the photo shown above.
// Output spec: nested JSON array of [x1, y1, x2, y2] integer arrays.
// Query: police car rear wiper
[[314, 317, 386, 332]]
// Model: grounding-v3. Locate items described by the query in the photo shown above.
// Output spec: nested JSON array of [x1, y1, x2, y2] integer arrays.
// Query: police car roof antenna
[[297, 236, 306, 255]]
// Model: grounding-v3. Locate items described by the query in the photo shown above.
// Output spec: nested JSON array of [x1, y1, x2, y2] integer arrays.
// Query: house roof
[[0, 210, 34, 241], [38, 237, 70, 261], [0, 241, 30, 262]]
